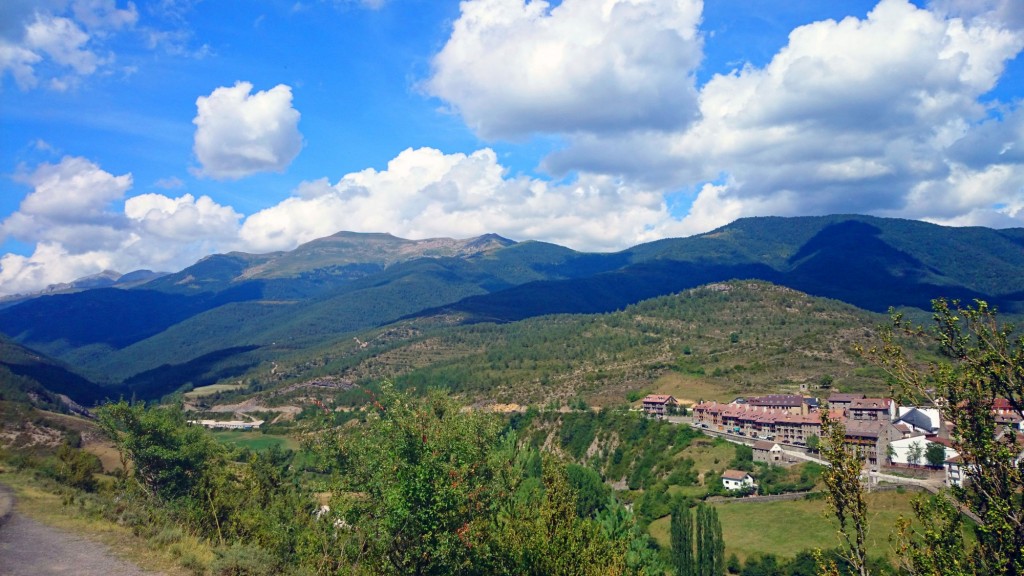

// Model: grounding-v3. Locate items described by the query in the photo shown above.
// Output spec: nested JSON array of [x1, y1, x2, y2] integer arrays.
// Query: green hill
[[249, 281, 903, 406], [0, 215, 1019, 401], [0, 335, 107, 407]]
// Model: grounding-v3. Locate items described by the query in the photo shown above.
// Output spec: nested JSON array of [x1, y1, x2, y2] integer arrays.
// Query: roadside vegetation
[[1, 390, 888, 575]]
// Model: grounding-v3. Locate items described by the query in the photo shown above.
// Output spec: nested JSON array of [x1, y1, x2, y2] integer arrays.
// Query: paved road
[[0, 485, 163, 576]]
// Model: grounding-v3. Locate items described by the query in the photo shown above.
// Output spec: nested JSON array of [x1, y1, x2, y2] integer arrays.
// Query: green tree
[[806, 434, 820, 452], [505, 455, 628, 576], [864, 299, 1024, 575], [892, 495, 969, 576], [816, 410, 870, 576], [314, 384, 636, 575], [567, 463, 611, 519], [96, 400, 224, 503], [671, 502, 694, 576], [924, 442, 947, 469], [696, 503, 725, 576], [597, 496, 666, 576], [315, 385, 515, 575], [727, 553, 741, 574], [741, 553, 780, 576], [907, 441, 924, 467]]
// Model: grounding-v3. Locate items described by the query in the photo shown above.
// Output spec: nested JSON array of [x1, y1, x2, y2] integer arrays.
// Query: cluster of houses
[[641, 392, 1023, 491]]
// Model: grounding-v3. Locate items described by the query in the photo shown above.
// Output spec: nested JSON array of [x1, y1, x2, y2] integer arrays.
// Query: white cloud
[[929, 0, 1024, 30], [192, 81, 304, 180], [0, 156, 242, 296], [0, 41, 42, 89], [426, 0, 703, 139], [5, 1, 1024, 294], [13, 156, 131, 222], [126, 192, 242, 240], [540, 0, 1024, 233], [0, 243, 119, 296], [675, 0, 1022, 225], [71, 0, 138, 33], [0, 0, 137, 91], [239, 147, 678, 253], [0, 148, 686, 295], [153, 176, 184, 189]]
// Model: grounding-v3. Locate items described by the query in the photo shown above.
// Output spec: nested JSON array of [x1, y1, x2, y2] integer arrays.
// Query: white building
[[887, 436, 957, 466], [721, 469, 755, 491], [189, 419, 264, 430], [894, 407, 941, 434]]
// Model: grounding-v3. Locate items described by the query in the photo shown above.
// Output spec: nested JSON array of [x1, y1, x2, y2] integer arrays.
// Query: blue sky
[[1, 0, 1022, 295]]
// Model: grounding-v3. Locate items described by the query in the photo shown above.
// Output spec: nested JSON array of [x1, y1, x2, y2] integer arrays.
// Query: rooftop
[[642, 394, 676, 404], [748, 394, 804, 407]]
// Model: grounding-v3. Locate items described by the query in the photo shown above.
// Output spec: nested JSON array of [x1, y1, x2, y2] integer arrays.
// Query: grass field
[[676, 437, 736, 478], [653, 373, 736, 404], [649, 490, 921, 562], [184, 383, 246, 399], [209, 430, 299, 452]]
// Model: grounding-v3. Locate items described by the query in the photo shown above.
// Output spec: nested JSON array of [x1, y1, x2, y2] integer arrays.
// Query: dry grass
[[85, 443, 124, 473], [184, 383, 246, 399], [652, 373, 736, 404], [35, 410, 124, 472]]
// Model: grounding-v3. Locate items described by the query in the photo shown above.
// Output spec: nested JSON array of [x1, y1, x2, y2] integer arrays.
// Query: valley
[[1, 214, 1022, 575]]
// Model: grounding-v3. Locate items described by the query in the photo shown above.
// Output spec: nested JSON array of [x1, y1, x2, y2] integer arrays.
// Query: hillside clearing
[[183, 383, 246, 399]]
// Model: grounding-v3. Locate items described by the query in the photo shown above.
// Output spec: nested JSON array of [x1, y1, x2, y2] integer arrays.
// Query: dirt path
[[0, 485, 164, 576]]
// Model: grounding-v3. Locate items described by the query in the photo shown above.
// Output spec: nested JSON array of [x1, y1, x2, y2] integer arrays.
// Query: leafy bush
[[49, 443, 101, 492], [210, 544, 278, 576]]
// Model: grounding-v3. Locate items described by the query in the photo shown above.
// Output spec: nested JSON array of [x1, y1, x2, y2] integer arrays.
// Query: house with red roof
[[721, 469, 756, 491], [641, 394, 678, 419]]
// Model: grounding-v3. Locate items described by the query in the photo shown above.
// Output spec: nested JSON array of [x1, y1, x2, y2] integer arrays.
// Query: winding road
[[0, 484, 163, 576]]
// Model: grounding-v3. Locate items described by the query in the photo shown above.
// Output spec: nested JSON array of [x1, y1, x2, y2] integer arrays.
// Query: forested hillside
[[0, 214, 1018, 403], [244, 281, 901, 408]]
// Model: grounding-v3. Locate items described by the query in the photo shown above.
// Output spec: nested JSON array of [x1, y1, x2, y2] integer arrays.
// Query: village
[[640, 392, 1024, 493]]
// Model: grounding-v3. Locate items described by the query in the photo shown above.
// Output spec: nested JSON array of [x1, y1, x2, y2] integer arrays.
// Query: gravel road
[[0, 484, 164, 576]]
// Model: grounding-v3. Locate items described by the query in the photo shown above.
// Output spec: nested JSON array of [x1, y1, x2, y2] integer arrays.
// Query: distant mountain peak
[[229, 231, 517, 281], [466, 233, 516, 248]]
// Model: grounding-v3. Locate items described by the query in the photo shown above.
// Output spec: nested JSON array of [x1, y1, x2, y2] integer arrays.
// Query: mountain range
[[1, 214, 1022, 405]]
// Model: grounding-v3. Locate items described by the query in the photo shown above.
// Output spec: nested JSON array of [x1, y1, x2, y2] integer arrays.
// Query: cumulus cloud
[[426, 0, 703, 139], [239, 147, 679, 253], [535, 0, 1024, 233], [930, 0, 1024, 30], [669, 0, 1023, 228], [0, 148, 686, 295], [14, 156, 131, 221], [192, 81, 304, 180], [0, 0, 137, 90], [0, 156, 241, 296]]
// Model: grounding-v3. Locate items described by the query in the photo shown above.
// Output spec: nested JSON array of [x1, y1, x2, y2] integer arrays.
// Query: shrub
[[210, 543, 278, 576]]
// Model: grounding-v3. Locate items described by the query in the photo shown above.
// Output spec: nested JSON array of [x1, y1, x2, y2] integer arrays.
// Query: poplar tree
[[695, 503, 725, 576], [671, 502, 694, 576]]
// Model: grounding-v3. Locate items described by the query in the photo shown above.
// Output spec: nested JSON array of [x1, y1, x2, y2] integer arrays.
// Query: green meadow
[[649, 490, 926, 563]]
